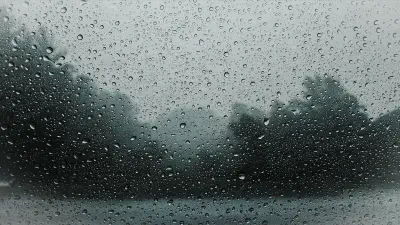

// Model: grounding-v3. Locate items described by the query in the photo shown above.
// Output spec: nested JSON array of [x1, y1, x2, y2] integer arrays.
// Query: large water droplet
[[224, 72, 229, 78], [46, 47, 53, 54], [199, 39, 204, 46]]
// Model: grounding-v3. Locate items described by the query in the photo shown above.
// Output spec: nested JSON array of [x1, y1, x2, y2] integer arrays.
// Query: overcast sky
[[6, 0, 400, 124]]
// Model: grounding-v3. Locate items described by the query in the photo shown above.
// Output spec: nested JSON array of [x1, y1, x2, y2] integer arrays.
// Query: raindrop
[[46, 47, 53, 53], [264, 118, 270, 126], [60, 7, 67, 13], [224, 72, 229, 78], [288, 5, 293, 10], [238, 173, 245, 180], [199, 39, 204, 46], [152, 126, 158, 131], [77, 34, 83, 40], [180, 123, 186, 128], [29, 124, 35, 130], [11, 37, 18, 46]]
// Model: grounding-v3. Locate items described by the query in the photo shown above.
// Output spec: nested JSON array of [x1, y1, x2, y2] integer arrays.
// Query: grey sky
[[6, 0, 400, 125]]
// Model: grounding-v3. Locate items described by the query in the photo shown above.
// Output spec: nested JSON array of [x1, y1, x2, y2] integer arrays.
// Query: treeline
[[0, 14, 399, 199]]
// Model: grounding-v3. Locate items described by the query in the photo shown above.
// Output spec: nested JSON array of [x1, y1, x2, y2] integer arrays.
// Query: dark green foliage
[[227, 75, 398, 196], [0, 13, 398, 199], [0, 14, 163, 199]]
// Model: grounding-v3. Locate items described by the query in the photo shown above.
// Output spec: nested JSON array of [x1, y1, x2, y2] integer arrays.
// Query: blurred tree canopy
[[0, 12, 398, 199], [0, 13, 164, 199]]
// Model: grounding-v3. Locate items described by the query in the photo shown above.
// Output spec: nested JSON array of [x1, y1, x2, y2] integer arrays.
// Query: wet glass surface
[[0, 1, 399, 224]]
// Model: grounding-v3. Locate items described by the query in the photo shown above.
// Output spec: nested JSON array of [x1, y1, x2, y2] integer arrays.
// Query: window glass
[[0, 1, 399, 224]]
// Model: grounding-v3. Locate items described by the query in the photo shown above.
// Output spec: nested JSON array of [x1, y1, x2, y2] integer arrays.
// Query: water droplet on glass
[[180, 123, 186, 128], [238, 173, 245, 180], [46, 47, 53, 53], [152, 126, 158, 131], [77, 34, 83, 40], [60, 7, 67, 13], [199, 39, 204, 46], [11, 37, 18, 46], [224, 72, 229, 78], [29, 124, 35, 130], [264, 118, 269, 126]]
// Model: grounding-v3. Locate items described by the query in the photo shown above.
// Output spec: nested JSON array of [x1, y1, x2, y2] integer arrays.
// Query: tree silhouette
[[228, 75, 386, 196], [0, 13, 163, 199], [372, 108, 400, 185], [0, 11, 398, 200]]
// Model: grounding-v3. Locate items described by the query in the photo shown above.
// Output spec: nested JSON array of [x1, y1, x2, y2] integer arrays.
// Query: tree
[[228, 75, 382, 197], [0, 12, 163, 199]]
